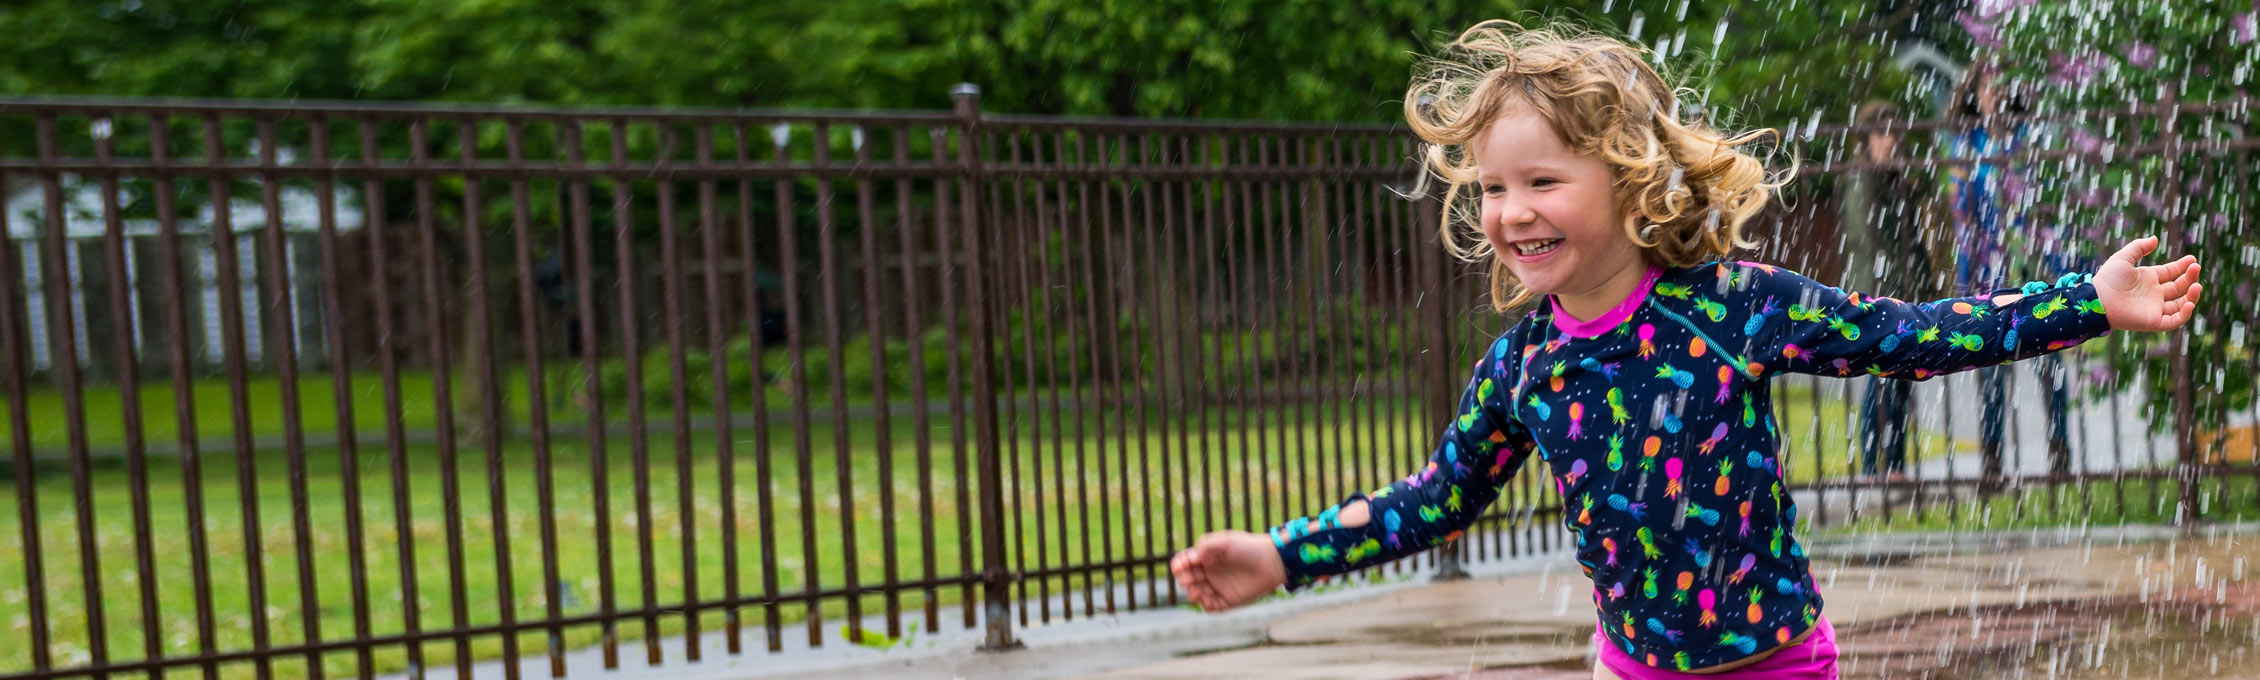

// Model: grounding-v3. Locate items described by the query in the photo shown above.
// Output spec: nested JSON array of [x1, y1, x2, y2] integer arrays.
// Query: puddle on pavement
[[1423, 583, 2258, 680], [1838, 584, 2260, 679]]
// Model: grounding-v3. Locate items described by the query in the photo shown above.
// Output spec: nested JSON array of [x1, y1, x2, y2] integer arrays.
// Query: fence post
[[1414, 158, 1469, 582], [2158, 84, 2202, 530], [954, 83, 1023, 651]]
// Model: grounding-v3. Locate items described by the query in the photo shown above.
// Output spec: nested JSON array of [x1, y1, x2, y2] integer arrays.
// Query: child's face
[[1474, 108, 1642, 302]]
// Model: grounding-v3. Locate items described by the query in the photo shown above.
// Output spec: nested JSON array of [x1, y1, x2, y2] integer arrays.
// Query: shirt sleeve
[[1267, 332, 1540, 592], [1742, 262, 2114, 380]]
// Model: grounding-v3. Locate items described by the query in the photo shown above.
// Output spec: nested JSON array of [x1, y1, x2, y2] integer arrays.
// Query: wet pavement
[[731, 523, 2259, 679]]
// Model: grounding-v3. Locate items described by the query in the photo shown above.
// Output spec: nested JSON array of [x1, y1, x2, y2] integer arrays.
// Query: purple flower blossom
[[2123, 42, 2160, 69], [2050, 53, 2109, 87], [2129, 191, 2162, 214], [2066, 128, 2106, 156], [2234, 13, 2257, 45], [1997, 173, 2027, 201], [1958, 12, 2001, 49]]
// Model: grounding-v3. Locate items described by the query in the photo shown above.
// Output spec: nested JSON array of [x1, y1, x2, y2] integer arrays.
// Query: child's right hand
[[1169, 531, 1285, 612], [2096, 235, 2202, 332]]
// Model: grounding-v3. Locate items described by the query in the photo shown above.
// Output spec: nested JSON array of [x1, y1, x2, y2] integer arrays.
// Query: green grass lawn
[[0, 394, 1461, 678], [0, 372, 1996, 678]]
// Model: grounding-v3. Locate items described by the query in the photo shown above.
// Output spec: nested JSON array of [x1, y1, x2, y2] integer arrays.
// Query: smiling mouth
[[1513, 239, 1562, 256]]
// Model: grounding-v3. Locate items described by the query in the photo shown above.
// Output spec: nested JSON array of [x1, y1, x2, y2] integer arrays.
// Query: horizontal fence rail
[[0, 89, 2249, 680]]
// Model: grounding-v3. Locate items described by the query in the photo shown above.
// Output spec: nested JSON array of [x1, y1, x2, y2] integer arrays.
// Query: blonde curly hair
[[1406, 20, 1789, 311]]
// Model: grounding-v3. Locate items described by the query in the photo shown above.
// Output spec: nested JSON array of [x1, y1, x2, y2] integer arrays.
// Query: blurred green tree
[[2, 0, 1918, 128]]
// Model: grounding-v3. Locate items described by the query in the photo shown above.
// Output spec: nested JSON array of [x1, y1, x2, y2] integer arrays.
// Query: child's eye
[[1532, 178, 1560, 188], [1482, 184, 1507, 195]]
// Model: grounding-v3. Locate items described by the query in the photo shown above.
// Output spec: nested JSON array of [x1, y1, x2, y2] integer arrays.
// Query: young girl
[[1167, 21, 2203, 679]]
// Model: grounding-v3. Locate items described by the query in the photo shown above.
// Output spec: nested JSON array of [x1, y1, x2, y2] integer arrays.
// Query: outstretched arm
[[1171, 334, 1540, 611], [1741, 259, 2112, 380]]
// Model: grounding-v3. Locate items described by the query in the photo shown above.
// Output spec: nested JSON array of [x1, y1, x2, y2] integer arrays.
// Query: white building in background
[[2, 160, 365, 373]]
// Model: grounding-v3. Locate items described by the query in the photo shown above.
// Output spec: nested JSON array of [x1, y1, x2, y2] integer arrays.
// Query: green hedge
[[591, 301, 1416, 410]]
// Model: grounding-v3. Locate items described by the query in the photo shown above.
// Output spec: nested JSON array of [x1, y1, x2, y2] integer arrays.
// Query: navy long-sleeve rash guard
[[1267, 259, 2112, 671]]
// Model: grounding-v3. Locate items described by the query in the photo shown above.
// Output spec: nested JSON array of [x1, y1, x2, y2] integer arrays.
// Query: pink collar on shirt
[[1550, 264, 1663, 339]]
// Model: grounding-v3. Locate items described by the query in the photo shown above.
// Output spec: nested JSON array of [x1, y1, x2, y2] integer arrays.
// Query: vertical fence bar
[[35, 114, 109, 680], [1298, 136, 1330, 511], [560, 120, 622, 669], [1392, 137, 1421, 566], [851, 124, 901, 638], [925, 124, 977, 632], [1227, 135, 1258, 535], [1278, 136, 1304, 529], [1178, 135, 1212, 549], [1194, 135, 1225, 554], [503, 120, 570, 677], [772, 119, 822, 650], [737, 122, 786, 653], [1125, 134, 1160, 609], [1034, 132, 1069, 623], [1101, 134, 1144, 613], [1416, 140, 1467, 581], [655, 126, 700, 662], [604, 118, 664, 666], [410, 119, 476, 679], [312, 114, 380, 680], [149, 115, 224, 680], [256, 116, 327, 680], [457, 119, 520, 680], [1049, 130, 1095, 620], [812, 119, 865, 642], [894, 124, 942, 633], [1353, 136, 1380, 525], [1141, 132, 1181, 606], [1001, 129, 1040, 624], [92, 111, 167, 673], [1068, 132, 1111, 617], [955, 83, 1020, 652], [204, 113, 275, 680], [1165, 135, 1197, 583], [1254, 136, 1284, 527], [695, 124, 738, 657], [0, 150, 53, 678], [361, 118, 426, 680], [732, 123, 786, 650]]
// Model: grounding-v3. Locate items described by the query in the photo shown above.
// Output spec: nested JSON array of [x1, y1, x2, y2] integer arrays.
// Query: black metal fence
[[0, 88, 2248, 679]]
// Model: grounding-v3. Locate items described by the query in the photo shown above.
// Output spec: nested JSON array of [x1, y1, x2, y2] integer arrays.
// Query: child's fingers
[[2161, 282, 2200, 328], [2176, 283, 2203, 325], [2158, 266, 2192, 300], [1185, 574, 1218, 609], [2156, 255, 2197, 285], [2112, 236, 2160, 265], [2161, 261, 2201, 300]]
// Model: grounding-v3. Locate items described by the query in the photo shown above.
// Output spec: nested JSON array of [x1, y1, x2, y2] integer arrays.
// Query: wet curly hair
[[1406, 20, 1789, 311]]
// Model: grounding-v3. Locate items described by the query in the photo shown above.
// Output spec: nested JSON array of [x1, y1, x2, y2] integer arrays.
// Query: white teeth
[[1516, 239, 1561, 255]]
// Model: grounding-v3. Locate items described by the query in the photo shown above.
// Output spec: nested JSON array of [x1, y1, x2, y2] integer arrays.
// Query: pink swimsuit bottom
[[1593, 615, 1838, 679]]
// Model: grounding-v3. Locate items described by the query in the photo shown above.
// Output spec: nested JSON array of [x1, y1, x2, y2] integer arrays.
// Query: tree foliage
[[4, 0, 1929, 128]]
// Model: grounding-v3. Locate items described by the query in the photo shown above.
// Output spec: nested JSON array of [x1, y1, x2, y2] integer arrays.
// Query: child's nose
[[1490, 198, 1538, 231]]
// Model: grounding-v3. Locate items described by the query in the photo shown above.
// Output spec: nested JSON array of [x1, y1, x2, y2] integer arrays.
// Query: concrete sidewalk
[[729, 523, 2257, 680]]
